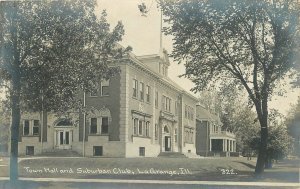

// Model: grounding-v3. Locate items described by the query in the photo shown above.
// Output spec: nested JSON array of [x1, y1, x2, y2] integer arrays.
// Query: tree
[[160, 0, 300, 175], [0, 0, 130, 183], [286, 96, 300, 156]]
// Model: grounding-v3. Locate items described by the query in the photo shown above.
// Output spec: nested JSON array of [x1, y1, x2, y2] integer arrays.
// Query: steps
[[41, 149, 81, 157], [158, 152, 187, 158]]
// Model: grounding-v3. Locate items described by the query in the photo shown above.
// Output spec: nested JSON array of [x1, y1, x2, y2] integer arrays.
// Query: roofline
[[126, 52, 198, 101]]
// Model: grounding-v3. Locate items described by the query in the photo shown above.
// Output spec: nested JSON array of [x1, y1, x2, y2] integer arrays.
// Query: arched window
[[164, 126, 169, 134], [87, 107, 111, 135]]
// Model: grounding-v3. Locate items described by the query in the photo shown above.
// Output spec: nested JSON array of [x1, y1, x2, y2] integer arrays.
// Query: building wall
[[17, 54, 199, 157], [196, 120, 209, 155]]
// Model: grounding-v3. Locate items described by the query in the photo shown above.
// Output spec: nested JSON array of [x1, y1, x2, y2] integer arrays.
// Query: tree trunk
[[255, 114, 268, 175], [10, 75, 21, 183]]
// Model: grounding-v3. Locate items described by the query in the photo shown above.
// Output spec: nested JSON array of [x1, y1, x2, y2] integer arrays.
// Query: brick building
[[17, 49, 198, 157]]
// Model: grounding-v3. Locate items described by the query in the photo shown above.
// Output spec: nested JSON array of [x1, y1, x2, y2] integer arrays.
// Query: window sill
[[22, 135, 39, 137], [89, 134, 109, 136], [133, 135, 151, 139], [100, 95, 109, 97]]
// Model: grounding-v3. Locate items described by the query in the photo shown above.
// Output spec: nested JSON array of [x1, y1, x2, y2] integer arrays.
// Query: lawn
[[0, 157, 298, 183]]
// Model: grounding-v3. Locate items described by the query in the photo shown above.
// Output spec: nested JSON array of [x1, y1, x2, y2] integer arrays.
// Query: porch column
[[234, 141, 236, 152], [209, 139, 212, 151], [224, 139, 227, 151], [222, 139, 225, 152]]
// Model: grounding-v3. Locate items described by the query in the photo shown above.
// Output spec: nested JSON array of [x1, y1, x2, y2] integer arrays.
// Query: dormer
[[158, 48, 170, 77], [136, 48, 170, 77]]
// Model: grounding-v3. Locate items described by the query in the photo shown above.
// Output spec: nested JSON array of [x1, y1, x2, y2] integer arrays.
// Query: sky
[[96, 0, 300, 115], [0, 0, 298, 116]]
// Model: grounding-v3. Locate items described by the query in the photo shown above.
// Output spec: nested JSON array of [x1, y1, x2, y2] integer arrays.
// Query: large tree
[[0, 0, 129, 184], [160, 0, 300, 175]]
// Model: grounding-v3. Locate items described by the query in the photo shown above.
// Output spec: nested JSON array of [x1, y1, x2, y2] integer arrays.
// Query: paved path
[[0, 177, 299, 189]]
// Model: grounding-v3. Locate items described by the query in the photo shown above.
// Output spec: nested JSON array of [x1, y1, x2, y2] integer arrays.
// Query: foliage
[[160, 0, 300, 174], [286, 96, 300, 156], [0, 103, 10, 152], [1, 0, 130, 113], [0, 0, 130, 181], [250, 112, 292, 162]]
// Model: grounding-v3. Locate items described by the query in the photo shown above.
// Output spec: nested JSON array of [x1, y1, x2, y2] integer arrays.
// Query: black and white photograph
[[0, 0, 299, 188]]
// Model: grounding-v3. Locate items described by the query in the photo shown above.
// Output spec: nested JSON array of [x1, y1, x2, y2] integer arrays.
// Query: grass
[[0, 157, 298, 182]]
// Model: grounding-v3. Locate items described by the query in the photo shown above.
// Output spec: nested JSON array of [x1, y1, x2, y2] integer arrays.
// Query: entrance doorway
[[54, 119, 73, 150], [162, 125, 171, 152], [165, 136, 171, 151], [56, 130, 72, 149]]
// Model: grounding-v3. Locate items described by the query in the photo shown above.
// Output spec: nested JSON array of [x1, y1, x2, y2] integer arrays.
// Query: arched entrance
[[163, 125, 171, 152], [54, 119, 73, 150]]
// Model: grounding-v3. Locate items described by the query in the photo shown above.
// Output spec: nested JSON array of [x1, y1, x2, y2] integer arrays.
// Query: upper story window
[[133, 79, 138, 98], [23, 119, 39, 136], [175, 101, 178, 116], [101, 79, 109, 96], [185, 105, 194, 120], [162, 95, 171, 112], [155, 124, 158, 140], [140, 82, 144, 101], [90, 79, 110, 97], [155, 91, 158, 108], [146, 85, 150, 103]]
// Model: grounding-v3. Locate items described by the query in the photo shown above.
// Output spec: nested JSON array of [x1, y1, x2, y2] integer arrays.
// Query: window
[[93, 146, 103, 156], [23, 120, 30, 136], [146, 85, 150, 103], [23, 119, 40, 136], [26, 146, 34, 156], [90, 118, 97, 134], [33, 120, 39, 135], [155, 91, 158, 108], [133, 118, 138, 135], [174, 128, 177, 143], [145, 121, 150, 137], [101, 79, 109, 96], [139, 147, 145, 156], [162, 96, 171, 112], [133, 79, 138, 98], [185, 105, 194, 120], [155, 124, 158, 140], [175, 101, 178, 116], [138, 120, 143, 135], [101, 117, 108, 134], [140, 82, 144, 101], [162, 96, 166, 110], [184, 127, 194, 143]]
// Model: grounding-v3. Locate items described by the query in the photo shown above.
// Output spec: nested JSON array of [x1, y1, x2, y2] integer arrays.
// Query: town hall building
[[17, 49, 198, 157]]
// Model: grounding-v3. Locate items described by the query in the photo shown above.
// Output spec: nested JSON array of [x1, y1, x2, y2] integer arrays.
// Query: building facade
[[196, 105, 237, 157], [17, 49, 198, 157]]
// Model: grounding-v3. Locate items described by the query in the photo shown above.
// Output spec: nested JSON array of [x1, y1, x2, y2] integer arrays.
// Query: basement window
[[93, 146, 103, 156]]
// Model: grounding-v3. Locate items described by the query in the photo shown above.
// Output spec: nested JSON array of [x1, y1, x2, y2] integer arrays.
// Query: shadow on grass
[[234, 161, 256, 169]]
